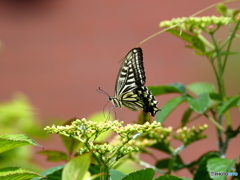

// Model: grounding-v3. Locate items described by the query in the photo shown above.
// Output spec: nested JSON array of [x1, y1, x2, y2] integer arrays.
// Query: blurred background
[[0, 0, 239, 178]]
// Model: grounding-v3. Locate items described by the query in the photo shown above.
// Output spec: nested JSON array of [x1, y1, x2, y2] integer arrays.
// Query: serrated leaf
[[156, 96, 186, 122], [218, 96, 240, 116], [0, 167, 43, 180], [0, 134, 40, 153], [122, 168, 154, 180], [62, 152, 91, 180], [148, 83, 186, 96], [181, 108, 193, 127], [166, 29, 205, 53], [31, 165, 64, 180], [155, 174, 187, 180], [38, 150, 68, 162], [187, 82, 215, 96], [207, 157, 236, 180], [187, 93, 210, 114], [109, 169, 126, 180]]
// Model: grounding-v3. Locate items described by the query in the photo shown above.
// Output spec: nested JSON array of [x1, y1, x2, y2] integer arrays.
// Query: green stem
[[198, 34, 214, 50], [168, 145, 185, 174], [209, 57, 221, 91], [209, 31, 226, 96], [222, 20, 240, 74], [204, 113, 225, 132], [100, 164, 109, 180], [105, 136, 131, 165]]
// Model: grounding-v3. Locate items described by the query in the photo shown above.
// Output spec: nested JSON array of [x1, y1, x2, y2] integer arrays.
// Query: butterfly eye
[[109, 97, 112, 101]]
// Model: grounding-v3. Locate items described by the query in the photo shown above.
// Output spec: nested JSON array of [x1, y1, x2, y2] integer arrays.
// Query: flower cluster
[[110, 125, 172, 153], [44, 119, 123, 142], [160, 16, 233, 33], [78, 143, 139, 161], [44, 118, 162, 166], [112, 121, 162, 141], [173, 124, 208, 145]]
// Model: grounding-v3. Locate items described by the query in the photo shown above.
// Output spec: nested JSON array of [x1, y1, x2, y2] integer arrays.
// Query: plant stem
[[100, 164, 109, 180], [209, 32, 226, 96], [222, 20, 240, 74], [168, 145, 185, 174]]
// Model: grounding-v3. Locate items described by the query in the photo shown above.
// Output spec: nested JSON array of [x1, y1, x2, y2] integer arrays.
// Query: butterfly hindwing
[[119, 86, 159, 116]]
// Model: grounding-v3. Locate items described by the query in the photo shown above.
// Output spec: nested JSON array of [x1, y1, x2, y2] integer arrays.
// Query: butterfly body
[[109, 48, 160, 117]]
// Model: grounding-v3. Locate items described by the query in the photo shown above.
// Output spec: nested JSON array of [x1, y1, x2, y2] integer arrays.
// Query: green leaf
[[218, 96, 240, 116], [155, 174, 187, 180], [207, 157, 237, 180], [62, 152, 91, 180], [156, 96, 186, 122], [237, 99, 240, 108], [109, 169, 126, 180], [0, 134, 40, 153], [166, 29, 205, 53], [31, 165, 64, 180], [181, 108, 193, 127], [187, 82, 215, 96], [217, 4, 228, 16], [151, 141, 173, 154], [122, 168, 155, 180], [187, 93, 210, 114], [0, 167, 43, 180], [194, 152, 219, 180], [209, 93, 223, 101], [155, 156, 184, 171], [89, 164, 100, 176], [148, 83, 186, 96], [38, 150, 68, 162]]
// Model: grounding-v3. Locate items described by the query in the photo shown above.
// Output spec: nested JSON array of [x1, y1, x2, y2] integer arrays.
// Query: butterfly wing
[[112, 47, 160, 116], [119, 86, 160, 116], [115, 48, 145, 97]]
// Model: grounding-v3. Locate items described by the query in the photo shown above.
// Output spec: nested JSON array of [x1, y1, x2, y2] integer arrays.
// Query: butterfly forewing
[[115, 48, 145, 96], [111, 47, 160, 117]]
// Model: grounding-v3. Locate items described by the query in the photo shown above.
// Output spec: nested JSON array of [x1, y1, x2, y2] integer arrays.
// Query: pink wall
[[0, 0, 239, 177]]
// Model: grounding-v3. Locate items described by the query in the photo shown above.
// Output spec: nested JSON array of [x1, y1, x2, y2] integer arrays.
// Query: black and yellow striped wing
[[109, 48, 160, 117]]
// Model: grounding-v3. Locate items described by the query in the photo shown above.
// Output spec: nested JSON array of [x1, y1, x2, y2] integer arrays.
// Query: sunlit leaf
[[0, 134, 40, 153], [166, 29, 205, 53], [187, 82, 215, 96], [62, 152, 91, 180], [0, 167, 43, 180], [207, 157, 237, 180]]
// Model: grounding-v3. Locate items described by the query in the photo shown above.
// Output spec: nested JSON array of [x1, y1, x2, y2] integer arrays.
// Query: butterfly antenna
[[97, 87, 111, 97]]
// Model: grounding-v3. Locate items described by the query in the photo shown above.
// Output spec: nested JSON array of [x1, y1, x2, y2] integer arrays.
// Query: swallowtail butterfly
[[109, 47, 160, 116]]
